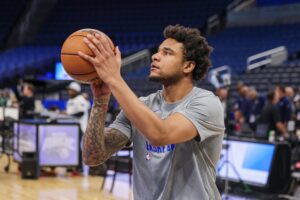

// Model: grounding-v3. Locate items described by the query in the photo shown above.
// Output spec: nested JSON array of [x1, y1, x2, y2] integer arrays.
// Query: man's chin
[[148, 75, 162, 82]]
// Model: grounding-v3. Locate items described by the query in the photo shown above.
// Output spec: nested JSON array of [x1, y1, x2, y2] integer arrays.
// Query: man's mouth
[[151, 64, 160, 70]]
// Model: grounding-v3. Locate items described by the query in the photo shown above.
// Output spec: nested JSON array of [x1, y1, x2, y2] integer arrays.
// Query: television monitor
[[4, 107, 19, 120], [14, 122, 80, 167], [55, 62, 72, 81], [217, 139, 275, 187], [38, 124, 79, 166], [13, 123, 37, 162]]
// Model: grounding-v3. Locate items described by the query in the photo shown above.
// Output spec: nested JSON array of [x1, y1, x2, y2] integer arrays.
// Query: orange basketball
[[61, 28, 115, 84]]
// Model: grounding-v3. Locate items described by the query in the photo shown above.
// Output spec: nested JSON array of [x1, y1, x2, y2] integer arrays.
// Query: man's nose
[[152, 52, 160, 61]]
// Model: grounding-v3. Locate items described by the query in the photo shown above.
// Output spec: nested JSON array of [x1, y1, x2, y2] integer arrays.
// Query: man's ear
[[183, 61, 196, 74]]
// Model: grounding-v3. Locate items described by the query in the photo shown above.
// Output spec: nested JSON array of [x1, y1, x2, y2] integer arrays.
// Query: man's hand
[[78, 33, 122, 85]]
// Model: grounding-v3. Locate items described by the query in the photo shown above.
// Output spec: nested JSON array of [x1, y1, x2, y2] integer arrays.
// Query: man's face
[[149, 38, 186, 84], [248, 90, 257, 100], [23, 85, 31, 97], [68, 89, 77, 98], [276, 87, 284, 99]]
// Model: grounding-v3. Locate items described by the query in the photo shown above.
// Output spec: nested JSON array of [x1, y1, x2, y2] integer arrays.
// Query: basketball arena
[[1, 0, 300, 199]]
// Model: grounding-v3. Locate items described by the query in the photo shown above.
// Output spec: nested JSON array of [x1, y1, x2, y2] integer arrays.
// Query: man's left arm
[[108, 77, 199, 146]]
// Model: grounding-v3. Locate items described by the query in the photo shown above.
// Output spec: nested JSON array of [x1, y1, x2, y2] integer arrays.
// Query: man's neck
[[162, 80, 193, 103]]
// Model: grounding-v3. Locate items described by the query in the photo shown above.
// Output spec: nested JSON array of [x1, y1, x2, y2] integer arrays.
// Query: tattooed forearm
[[82, 96, 129, 166]]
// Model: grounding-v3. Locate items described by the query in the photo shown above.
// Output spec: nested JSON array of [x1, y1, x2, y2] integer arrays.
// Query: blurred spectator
[[0, 90, 7, 106], [233, 110, 245, 135], [286, 86, 296, 116], [6, 89, 19, 107], [248, 87, 265, 130], [66, 82, 90, 133], [276, 86, 292, 124], [286, 86, 295, 100], [235, 85, 252, 121], [16, 78, 25, 100], [236, 81, 244, 95], [19, 83, 35, 119], [260, 89, 288, 139], [294, 87, 300, 129], [66, 82, 91, 175], [215, 87, 233, 126]]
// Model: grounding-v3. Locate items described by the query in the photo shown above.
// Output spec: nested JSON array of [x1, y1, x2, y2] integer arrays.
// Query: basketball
[[61, 28, 115, 84]]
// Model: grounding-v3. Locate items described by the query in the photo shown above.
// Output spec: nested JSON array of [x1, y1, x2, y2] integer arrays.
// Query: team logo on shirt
[[145, 141, 175, 153], [145, 141, 175, 161]]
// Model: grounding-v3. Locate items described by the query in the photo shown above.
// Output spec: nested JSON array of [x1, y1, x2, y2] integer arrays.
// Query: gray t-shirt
[[109, 87, 225, 200]]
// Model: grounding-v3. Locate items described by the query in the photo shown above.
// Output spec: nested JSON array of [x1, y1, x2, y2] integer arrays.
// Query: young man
[[19, 83, 35, 119], [260, 89, 288, 139], [79, 25, 225, 200], [66, 82, 90, 133]]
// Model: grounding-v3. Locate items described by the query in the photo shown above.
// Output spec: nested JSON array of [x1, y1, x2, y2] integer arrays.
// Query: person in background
[[248, 87, 265, 131], [235, 85, 252, 122], [16, 78, 25, 100], [294, 87, 300, 130], [19, 83, 35, 119], [260, 89, 289, 139], [6, 89, 19, 108], [276, 86, 292, 125], [285, 86, 296, 116], [66, 82, 91, 176], [66, 82, 90, 133], [286, 86, 295, 100], [0, 89, 7, 107], [216, 87, 233, 128]]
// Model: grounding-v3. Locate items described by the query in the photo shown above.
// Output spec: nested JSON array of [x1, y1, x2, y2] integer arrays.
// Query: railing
[[247, 46, 288, 71], [226, 0, 255, 12], [121, 49, 151, 75]]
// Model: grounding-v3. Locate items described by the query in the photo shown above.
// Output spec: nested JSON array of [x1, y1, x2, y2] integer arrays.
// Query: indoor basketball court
[[1, 0, 300, 200]]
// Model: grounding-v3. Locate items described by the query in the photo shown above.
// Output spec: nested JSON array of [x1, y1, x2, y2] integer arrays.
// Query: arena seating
[[33, 0, 233, 49], [0, 46, 60, 80], [208, 23, 300, 74], [257, 0, 300, 7]]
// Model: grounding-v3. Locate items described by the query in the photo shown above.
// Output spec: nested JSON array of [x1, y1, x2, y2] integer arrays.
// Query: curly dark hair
[[163, 24, 213, 81]]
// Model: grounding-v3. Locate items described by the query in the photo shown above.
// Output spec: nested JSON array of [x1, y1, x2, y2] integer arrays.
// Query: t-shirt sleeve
[[109, 110, 132, 140], [176, 95, 225, 142], [108, 96, 149, 141]]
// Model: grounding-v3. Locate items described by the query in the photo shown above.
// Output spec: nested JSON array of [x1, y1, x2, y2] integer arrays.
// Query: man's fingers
[[115, 46, 121, 57], [83, 36, 103, 58], [78, 51, 96, 63], [95, 33, 114, 56]]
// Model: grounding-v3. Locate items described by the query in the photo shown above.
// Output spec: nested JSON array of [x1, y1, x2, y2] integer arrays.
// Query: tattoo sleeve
[[82, 96, 130, 166]]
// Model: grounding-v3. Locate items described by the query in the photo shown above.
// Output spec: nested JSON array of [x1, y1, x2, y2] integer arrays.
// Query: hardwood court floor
[[0, 156, 132, 200]]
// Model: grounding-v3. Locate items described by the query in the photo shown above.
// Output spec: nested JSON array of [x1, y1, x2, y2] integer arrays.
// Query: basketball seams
[[68, 34, 88, 38], [67, 70, 97, 76], [61, 54, 96, 75]]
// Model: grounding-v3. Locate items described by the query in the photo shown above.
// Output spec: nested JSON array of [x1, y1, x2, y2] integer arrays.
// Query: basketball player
[[79, 25, 225, 200]]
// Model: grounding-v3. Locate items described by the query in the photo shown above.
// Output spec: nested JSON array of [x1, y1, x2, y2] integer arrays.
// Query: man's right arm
[[82, 95, 130, 166]]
